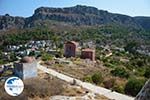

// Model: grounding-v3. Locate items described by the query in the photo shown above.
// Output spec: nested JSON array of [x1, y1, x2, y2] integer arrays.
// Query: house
[[81, 48, 95, 61], [14, 56, 37, 80], [64, 41, 78, 57]]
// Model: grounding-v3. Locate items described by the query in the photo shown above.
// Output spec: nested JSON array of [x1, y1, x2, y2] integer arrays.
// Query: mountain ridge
[[0, 5, 150, 31]]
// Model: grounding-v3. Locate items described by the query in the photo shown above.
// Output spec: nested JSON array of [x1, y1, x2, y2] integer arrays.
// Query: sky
[[0, 0, 150, 17]]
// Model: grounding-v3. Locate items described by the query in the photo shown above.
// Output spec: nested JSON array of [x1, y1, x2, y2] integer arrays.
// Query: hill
[[0, 5, 150, 31]]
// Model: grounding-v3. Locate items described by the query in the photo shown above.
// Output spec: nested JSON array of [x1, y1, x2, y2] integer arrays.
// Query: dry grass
[[95, 94, 110, 100], [61, 85, 87, 96], [0, 81, 27, 100], [46, 59, 109, 80], [0, 75, 65, 100], [0, 60, 111, 100], [24, 78, 64, 98]]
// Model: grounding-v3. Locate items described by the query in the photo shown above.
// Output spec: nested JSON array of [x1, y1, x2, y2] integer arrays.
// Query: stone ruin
[[14, 56, 37, 80]]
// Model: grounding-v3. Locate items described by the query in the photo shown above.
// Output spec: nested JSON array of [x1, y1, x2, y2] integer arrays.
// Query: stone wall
[[14, 61, 37, 80], [22, 61, 37, 79]]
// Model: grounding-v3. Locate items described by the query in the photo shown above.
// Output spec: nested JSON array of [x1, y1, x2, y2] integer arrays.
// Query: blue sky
[[0, 0, 150, 17]]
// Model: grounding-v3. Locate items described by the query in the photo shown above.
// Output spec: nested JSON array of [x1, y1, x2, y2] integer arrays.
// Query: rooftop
[[82, 48, 95, 52], [65, 41, 79, 46]]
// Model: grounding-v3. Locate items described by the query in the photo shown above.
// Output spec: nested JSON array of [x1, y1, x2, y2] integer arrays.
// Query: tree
[[91, 72, 103, 85], [144, 67, 150, 78], [83, 76, 93, 83], [9, 52, 17, 62], [52, 35, 60, 50], [41, 52, 53, 61], [29, 51, 35, 56], [124, 78, 145, 96], [111, 67, 129, 78], [124, 42, 138, 54]]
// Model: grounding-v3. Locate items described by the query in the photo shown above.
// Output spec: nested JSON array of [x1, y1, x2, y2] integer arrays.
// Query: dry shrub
[[0, 77, 64, 100], [24, 78, 64, 98], [62, 86, 85, 96], [0, 93, 28, 100], [0, 82, 27, 100], [103, 78, 116, 89]]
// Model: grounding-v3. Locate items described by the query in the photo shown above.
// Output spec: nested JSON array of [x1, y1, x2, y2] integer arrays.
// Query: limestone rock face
[[0, 14, 25, 30], [1, 5, 150, 30], [135, 80, 150, 100]]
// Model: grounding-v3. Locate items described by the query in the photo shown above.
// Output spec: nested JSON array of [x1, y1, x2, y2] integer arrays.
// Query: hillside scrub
[[0, 78, 65, 99], [111, 67, 129, 78], [91, 72, 103, 85], [144, 67, 150, 78], [124, 78, 146, 96], [41, 52, 53, 61]]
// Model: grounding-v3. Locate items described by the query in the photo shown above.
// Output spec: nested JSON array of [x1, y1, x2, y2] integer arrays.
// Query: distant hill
[[0, 5, 150, 31], [134, 17, 150, 30]]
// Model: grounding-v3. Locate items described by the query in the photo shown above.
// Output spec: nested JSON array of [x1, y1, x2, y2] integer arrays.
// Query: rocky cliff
[[0, 5, 150, 30]]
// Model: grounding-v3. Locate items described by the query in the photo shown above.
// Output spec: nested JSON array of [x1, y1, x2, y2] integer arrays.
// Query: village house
[[14, 56, 37, 80], [81, 48, 95, 61], [64, 41, 79, 57]]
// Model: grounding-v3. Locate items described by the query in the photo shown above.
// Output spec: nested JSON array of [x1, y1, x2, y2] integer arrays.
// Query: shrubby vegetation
[[0, 78, 64, 99], [83, 72, 103, 85], [113, 85, 125, 94], [124, 78, 146, 96], [83, 75, 93, 83], [0, 23, 149, 97], [91, 72, 103, 85], [2, 29, 54, 45], [111, 67, 129, 78], [41, 52, 53, 61], [0, 24, 150, 48], [144, 67, 150, 78], [103, 78, 115, 89]]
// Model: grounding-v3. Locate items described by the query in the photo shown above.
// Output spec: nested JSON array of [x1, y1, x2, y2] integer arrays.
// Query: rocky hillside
[[0, 14, 25, 30], [134, 17, 150, 30], [0, 5, 150, 31]]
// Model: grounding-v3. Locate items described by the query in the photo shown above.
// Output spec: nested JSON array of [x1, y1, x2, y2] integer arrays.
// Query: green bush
[[104, 62, 116, 68], [41, 53, 53, 61], [113, 85, 125, 94], [133, 68, 145, 77], [0, 59, 5, 64], [83, 76, 93, 83], [111, 67, 129, 78], [124, 78, 146, 96], [144, 67, 150, 78], [91, 72, 103, 85], [29, 51, 35, 56]]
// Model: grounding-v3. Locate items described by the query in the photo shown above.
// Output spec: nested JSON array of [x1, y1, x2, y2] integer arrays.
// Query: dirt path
[[38, 63, 134, 100]]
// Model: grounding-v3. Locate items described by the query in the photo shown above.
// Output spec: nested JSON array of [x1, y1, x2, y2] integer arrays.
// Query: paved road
[[38, 64, 134, 100]]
